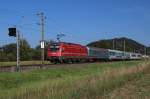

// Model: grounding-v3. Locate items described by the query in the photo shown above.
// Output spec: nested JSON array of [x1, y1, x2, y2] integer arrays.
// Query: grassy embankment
[[107, 62, 150, 99], [0, 61, 50, 66], [0, 60, 149, 99]]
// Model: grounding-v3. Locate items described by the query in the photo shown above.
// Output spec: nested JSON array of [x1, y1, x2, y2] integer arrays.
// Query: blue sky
[[0, 0, 150, 47]]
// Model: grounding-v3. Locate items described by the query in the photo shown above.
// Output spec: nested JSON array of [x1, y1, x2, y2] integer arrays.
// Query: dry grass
[[0, 60, 149, 99], [67, 61, 150, 99], [107, 62, 150, 99]]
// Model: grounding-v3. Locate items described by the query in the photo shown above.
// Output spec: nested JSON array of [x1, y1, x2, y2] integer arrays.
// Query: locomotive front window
[[50, 46, 59, 52]]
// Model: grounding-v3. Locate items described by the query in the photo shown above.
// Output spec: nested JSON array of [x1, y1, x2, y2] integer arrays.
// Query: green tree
[[1, 39, 32, 61], [3, 43, 16, 61], [20, 39, 32, 61]]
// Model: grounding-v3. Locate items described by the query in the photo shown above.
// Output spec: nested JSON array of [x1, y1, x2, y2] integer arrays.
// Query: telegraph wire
[[0, 8, 67, 35]]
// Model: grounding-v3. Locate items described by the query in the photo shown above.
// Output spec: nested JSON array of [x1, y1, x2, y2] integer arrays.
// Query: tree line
[[0, 37, 149, 62], [0, 39, 50, 62], [87, 37, 150, 55]]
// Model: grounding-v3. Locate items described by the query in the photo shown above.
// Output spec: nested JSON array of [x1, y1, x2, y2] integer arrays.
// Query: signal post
[[8, 27, 20, 72]]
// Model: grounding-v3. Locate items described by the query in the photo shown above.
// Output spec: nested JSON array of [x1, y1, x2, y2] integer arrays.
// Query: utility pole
[[113, 39, 115, 50], [37, 12, 46, 68], [0, 43, 3, 67], [16, 30, 20, 71], [144, 47, 147, 55], [123, 39, 126, 52], [123, 39, 126, 60]]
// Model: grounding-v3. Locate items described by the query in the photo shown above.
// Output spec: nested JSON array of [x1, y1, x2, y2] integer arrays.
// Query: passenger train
[[47, 42, 142, 63]]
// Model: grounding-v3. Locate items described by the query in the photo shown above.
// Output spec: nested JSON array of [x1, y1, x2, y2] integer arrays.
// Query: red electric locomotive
[[47, 42, 88, 63]]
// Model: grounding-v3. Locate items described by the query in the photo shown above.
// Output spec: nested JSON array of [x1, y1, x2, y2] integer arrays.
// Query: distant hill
[[87, 37, 149, 55]]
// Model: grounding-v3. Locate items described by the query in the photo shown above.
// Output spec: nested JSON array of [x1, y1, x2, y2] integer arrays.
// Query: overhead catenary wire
[[0, 8, 70, 48], [0, 8, 67, 33]]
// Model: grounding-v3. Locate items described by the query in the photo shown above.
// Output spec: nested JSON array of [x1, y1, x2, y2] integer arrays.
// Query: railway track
[[0, 62, 102, 72]]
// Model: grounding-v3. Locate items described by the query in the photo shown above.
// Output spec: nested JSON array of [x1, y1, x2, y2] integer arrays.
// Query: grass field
[[0, 60, 149, 99], [0, 61, 50, 66], [107, 67, 150, 99]]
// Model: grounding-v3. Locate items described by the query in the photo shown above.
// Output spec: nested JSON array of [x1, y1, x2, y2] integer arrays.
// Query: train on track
[[47, 42, 142, 63]]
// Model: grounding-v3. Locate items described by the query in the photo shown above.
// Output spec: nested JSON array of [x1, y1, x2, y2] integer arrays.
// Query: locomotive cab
[[48, 43, 61, 56], [49, 43, 60, 52], [47, 42, 88, 63], [47, 43, 62, 63]]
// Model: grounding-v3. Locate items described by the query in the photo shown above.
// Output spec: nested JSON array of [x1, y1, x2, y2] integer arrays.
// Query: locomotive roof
[[49, 42, 86, 47], [87, 46, 107, 50]]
